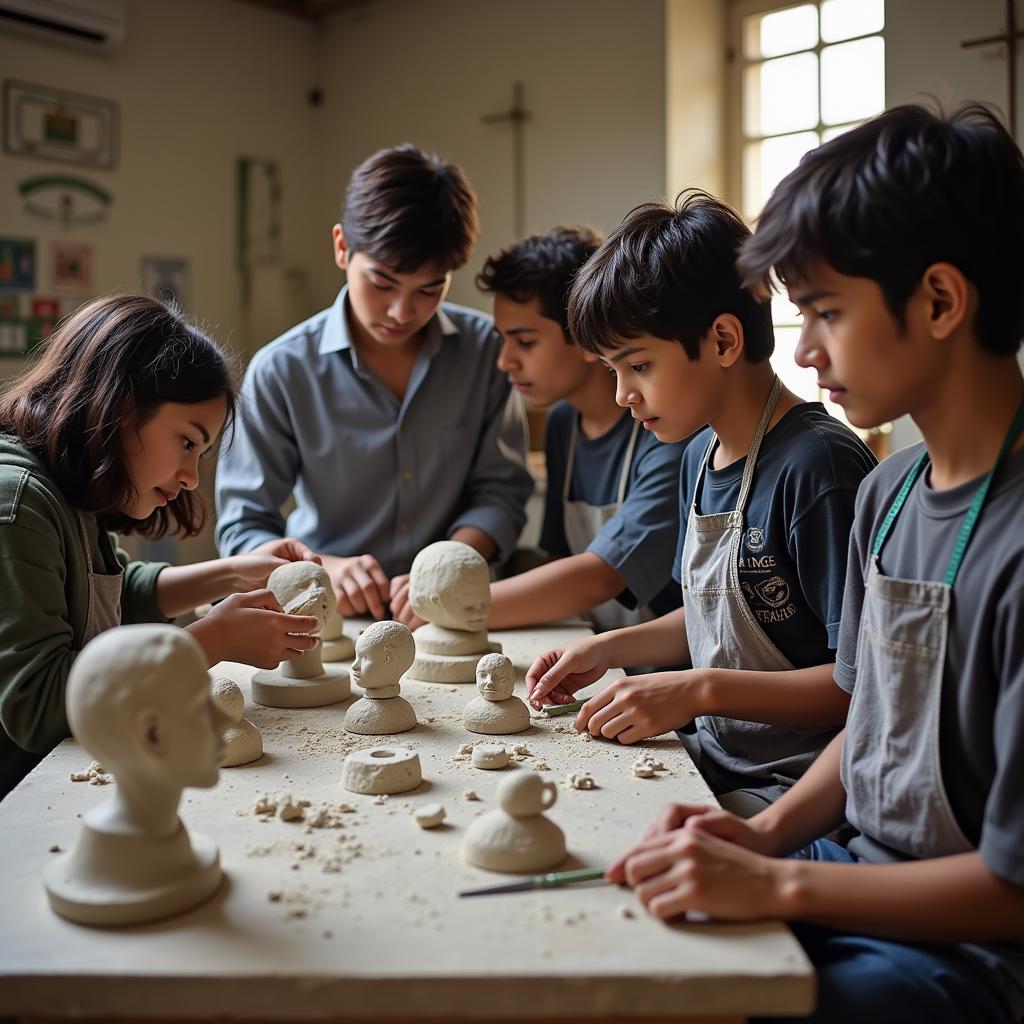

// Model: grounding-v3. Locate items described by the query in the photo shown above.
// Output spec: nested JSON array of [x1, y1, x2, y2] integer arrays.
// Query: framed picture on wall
[[0, 237, 36, 290], [3, 80, 119, 169], [141, 256, 189, 310], [52, 242, 93, 290]]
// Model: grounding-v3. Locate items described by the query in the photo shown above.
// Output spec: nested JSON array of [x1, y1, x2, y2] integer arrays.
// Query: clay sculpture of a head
[[408, 541, 490, 632]]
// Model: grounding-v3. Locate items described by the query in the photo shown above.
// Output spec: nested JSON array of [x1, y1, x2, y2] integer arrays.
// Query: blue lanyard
[[872, 399, 1024, 588]]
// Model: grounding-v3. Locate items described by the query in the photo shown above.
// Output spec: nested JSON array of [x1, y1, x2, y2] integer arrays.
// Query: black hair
[[475, 225, 603, 340], [341, 144, 479, 273], [567, 190, 774, 361], [738, 103, 1024, 355]]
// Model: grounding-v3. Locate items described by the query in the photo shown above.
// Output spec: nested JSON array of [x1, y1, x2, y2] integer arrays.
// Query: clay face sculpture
[[344, 621, 417, 735], [408, 541, 501, 682], [251, 561, 350, 708], [45, 625, 229, 926], [463, 653, 530, 735], [210, 676, 263, 767], [462, 772, 567, 873]]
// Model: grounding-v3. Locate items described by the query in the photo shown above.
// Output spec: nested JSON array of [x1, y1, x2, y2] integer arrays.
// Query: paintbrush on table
[[459, 866, 608, 897]]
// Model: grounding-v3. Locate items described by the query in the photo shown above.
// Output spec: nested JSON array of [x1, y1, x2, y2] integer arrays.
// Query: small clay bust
[[210, 676, 263, 766], [344, 621, 417, 735], [45, 625, 229, 926], [251, 561, 350, 708], [463, 653, 530, 735], [408, 541, 501, 682], [462, 772, 567, 873]]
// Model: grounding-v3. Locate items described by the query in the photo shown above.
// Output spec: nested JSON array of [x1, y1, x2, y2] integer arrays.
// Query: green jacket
[[0, 435, 169, 796]]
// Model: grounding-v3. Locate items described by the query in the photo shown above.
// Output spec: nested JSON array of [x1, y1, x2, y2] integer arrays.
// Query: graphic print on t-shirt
[[738, 526, 797, 627]]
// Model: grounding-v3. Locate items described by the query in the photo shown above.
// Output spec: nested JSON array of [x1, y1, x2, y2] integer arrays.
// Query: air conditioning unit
[[0, 0, 126, 53]]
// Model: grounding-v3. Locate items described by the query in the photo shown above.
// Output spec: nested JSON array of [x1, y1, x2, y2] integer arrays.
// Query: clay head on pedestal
[[210, 676, 263, 767], [350, 620, 416, 694], [345, 621, 418, 735], [463, 653, 530, 735], [251, 561, 350, 707], [409, 541, 490, 632], [45, 625, 229, 925]]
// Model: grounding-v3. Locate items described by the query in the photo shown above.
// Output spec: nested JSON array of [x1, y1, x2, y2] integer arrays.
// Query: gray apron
[[679, 377, 829, 813], [563, 415, 654, 632], [77, 512, 123, 645], [842, 400, 1024, 858]]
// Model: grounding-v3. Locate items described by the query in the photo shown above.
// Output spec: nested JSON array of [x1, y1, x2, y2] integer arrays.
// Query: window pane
[[821, 0, 884, 43], [743, 131, 820, 218], [744, 51, 819, 137], [771, 291, 801, 326], [821, 37, 884, 125], [771, 326, 819, 403], [743, 3, 818, 59]]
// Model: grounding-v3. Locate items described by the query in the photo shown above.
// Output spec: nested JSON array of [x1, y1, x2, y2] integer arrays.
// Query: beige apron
[[842, 400, 1024, 858], [679, 378, 829, 815], [77, 512, 123, 645], [562, 415, 655, 632]]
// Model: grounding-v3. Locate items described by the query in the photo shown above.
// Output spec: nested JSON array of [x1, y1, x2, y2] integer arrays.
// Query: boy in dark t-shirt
[[608, 105, 1024, 1024], [525, 192, 875, 816]]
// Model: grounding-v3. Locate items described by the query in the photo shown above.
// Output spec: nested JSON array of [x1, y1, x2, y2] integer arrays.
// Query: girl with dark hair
[[0, 295, 322, 797]]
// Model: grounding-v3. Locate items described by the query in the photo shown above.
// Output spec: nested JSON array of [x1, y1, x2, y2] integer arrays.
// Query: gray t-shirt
[[835, 441, 1024, 1016]]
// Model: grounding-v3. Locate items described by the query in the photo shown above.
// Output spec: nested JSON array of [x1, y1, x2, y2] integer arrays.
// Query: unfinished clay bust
[[44, 625, 229, 925], [462, 772, 566, 873], [321, 576, 355, 662], [251, 561, 350, 708], [210, 676, 263, 766], [463, 653, 530, 735], [344, 621, 417, 735], [409, 541, 501, 682]]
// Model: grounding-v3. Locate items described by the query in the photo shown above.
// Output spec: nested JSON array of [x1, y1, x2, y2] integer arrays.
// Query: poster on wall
[[141, 256, 189, 310], [3, 80, 119, 169], [19, 175, 112, 226], [52, 242, 93, 290], [0, 237, 36, 290]]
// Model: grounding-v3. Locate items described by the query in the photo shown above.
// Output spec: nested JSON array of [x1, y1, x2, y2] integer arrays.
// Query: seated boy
[[477, 226, 689, 632], [526, 192, 875, 816], [216, 145, 532, 623], [609, 104, 1024, 1024]]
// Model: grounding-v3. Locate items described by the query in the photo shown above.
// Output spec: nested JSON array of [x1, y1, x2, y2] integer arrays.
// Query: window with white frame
[[728, 0, 886, 426]]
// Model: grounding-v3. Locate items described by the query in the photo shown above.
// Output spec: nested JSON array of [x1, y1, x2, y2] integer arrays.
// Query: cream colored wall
[[0, 0, 325, 386], [315, 0, 667, 310], [666, 0, 725, 203]]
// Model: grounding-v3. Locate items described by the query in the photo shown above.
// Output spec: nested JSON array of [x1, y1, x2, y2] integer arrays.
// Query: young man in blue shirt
[[609, 105, 1024, 1024], [216, 145, 532, 623], [477, 227, 688, 632], [527, 192, 875, 816]]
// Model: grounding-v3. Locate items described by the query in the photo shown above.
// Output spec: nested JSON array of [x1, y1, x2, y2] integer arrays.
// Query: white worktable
[[0, 621, 813, 1022]]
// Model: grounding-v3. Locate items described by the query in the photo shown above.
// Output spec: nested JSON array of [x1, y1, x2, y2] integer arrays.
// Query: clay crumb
[[278, 794, 307, 822], [48, 843, 61, 853], [70, 760, 111, 785], [372, 794, 389, 806], [631, 753, 667, 779], [512, 744, 530, 756], [458, 743, 474, 754], [267, 891, 283, 902], [413, 803, 446, 829], [564, 771, 597, 790], [532, 761, 549, 772], [463, 789, 480, 801], [617, 904, 636, 919]]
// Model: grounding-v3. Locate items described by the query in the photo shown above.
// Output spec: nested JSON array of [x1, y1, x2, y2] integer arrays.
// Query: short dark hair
[[738, 103, 1024, 356], [475, 225, 603, 340], [341, 144, 479, 273], [0, 294, 237, 538], [567, 190, 774, 361]]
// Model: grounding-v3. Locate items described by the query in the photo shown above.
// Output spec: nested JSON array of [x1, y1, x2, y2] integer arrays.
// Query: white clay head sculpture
[[408, 541, 490, 632], [476, 653, 515, 701], [350, 620, 416, 690], [67, 625, 230, 793], [210, 676, 244, 723], [266, 561, 333, 632], [497, 771, 559, 819]]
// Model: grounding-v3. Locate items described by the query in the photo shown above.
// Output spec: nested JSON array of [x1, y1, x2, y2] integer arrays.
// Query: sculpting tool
[[539, 698, 587, 717], [459, 866, 607, 897]]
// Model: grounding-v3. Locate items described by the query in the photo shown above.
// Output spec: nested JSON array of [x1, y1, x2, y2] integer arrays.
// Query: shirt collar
[[319, 285, 458, 358]]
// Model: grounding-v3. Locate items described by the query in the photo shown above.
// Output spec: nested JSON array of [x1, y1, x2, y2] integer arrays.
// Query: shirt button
[[402, 470, 413, 481], [398, 523, 409, 533]]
